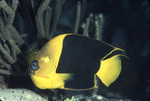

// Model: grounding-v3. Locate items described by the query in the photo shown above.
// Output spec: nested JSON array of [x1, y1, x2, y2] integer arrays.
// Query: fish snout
[[30, 60, 39, 71]]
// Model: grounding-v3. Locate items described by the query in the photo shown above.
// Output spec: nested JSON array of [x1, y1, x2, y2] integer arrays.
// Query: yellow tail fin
[[96, 54, 124, 87]]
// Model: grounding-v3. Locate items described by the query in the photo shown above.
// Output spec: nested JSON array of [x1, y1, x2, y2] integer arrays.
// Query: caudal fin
[[96, 54, 125, 87]]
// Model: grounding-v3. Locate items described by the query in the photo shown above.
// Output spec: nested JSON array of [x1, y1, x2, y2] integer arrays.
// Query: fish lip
[[29, 70, 35, 75], [28, 66, 36, 75], [29, 63, 57, 79], [30, 60, 39, 71]]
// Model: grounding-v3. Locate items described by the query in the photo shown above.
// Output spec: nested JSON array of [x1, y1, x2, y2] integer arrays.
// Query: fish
[[27, 33, 126, 91]]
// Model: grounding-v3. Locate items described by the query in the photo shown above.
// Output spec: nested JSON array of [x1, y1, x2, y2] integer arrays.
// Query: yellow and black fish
[[27, 33, 126, 91]]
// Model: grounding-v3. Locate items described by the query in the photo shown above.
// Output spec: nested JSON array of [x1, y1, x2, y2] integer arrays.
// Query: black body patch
[[56, 35, 114, 74], [56, 34, 115, 89], [65, 74, 95, 89]]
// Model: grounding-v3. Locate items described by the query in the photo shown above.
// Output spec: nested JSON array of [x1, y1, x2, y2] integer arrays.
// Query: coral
[[35, 0, 51, 38], [81, 13, 103, 41], [0, 75, 8, 89], [82, 18, 90, 36], [94, 14, 103, 41], [0, 0, 24, 75], [49, 0, 65, 39], [18, 0, 65, 40], [0, 0, 66, 74], [0, 89, 48, 101], [73, 1, 81, 34], [64, 96, 76, 101], [64, 94, 133, 101]]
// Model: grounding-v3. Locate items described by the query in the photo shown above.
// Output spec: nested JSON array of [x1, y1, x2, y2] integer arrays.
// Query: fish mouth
[[28, 60, 40, 75], [28, 67, 36, 75], [28, 67, 50, 79], [28, 62, 57, 79]]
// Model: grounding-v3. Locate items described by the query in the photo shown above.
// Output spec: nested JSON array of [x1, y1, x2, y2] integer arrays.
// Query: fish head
[[27, 45, 56, 78]]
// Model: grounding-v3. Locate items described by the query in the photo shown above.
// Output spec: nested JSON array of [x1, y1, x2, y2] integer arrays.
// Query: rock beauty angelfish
[[27, 33, 125, 91]]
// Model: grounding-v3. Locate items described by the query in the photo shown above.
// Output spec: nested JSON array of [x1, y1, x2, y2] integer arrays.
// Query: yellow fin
[[31, 71, 72, 89], [96, 54, 125, 87]]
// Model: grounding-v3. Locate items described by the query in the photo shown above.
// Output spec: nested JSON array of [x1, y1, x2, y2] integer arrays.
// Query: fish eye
[[34, 52, 37, 55]]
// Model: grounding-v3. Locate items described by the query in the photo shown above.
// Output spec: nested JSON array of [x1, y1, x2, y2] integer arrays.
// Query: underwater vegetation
[[0, 0, 149, 101]]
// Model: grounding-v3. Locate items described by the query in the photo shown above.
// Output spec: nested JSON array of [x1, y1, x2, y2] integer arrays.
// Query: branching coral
[[0, 0, 25, 75], [73, 1, 81, 34], [49, 0, 65, 39], [81, 13, 104, 41], [0, 0, 66, 74], [18, 0, 65, 41]]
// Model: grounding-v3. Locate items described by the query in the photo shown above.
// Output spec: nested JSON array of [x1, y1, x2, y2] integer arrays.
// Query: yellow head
[[27, 34, 69, 89]]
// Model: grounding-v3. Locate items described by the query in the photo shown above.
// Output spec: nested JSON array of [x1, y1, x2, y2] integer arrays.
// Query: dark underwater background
[[2, 0, 149, 100], [57, 1, 149, 100]]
